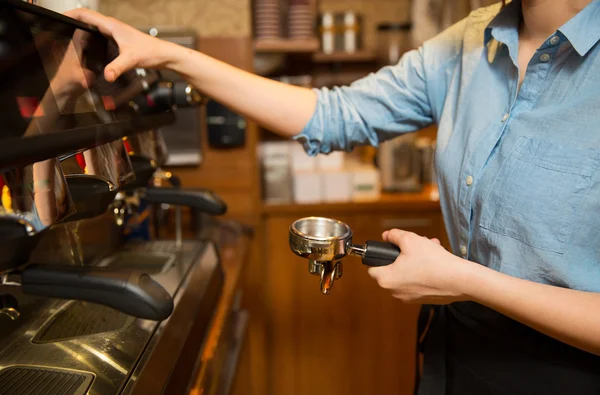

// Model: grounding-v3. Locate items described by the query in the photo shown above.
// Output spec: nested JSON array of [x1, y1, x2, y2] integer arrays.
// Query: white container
[[260, 141, 291, 165], [291, 143, 318, 171], [317, 151, 345, 170], [322, 169, 352, 203], [344, 12, 358, 53], [293, 170, 322, 204], [350, 164, 381, 202], [321, 13, 335, 54]]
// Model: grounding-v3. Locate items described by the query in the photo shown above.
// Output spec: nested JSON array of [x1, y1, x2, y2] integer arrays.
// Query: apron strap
[[414, 304, 436, 395]]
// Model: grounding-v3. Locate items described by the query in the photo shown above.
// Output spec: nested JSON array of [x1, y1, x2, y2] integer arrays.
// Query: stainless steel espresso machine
[[0, 1, 237, 394]]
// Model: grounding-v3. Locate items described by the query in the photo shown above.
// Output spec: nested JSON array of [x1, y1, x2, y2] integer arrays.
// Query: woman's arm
[[65, 9, 459, 149], [367, 230, 600, 356], [465, 261, 600, 356], [65, 9, 317, 137], [168, 49, 318, 137]]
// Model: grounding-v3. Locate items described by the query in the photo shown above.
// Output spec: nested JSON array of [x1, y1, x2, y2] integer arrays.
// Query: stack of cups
[[288, 0, 313, 39], [255, 0, 282, 39]]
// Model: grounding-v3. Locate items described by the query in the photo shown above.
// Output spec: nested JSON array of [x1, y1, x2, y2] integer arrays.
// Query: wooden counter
[[262, 185, 441, 215], [187, 227, 252, 395]]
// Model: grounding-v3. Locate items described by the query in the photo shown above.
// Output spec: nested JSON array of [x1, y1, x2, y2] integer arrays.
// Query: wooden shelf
[[312, 70, 371, 88], [262, 185, 440, 215], [312, 50, 377, 63], [253, 38, 320, 53]]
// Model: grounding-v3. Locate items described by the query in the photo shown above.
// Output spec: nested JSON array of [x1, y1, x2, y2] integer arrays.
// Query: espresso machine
[[0, 1, 235, 393]]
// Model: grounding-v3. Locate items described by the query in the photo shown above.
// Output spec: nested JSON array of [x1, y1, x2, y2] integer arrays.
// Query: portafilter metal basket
[[289, 217, 401, 295]]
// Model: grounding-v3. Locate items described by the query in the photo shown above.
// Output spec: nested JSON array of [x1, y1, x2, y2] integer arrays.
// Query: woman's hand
[[367, 229, 472, 304], [65, 8, 318, 137], [64, 8, 179, 82]]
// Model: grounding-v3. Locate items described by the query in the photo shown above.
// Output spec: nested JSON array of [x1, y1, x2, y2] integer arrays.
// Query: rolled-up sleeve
[[294, 48, 432, 156], [295, 19, 466, 156]]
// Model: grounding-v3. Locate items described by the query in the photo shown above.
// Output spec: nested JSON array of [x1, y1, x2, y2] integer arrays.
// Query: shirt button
[[549, 36, 560, 45], [540, 53, 551, 62], [466, 176, 473, 186], [460, 245, 467, 256], [501, 113, 510, 122]]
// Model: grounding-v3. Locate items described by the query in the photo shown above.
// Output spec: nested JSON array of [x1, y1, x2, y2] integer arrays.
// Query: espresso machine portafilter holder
[[289, 217, 401, 295]]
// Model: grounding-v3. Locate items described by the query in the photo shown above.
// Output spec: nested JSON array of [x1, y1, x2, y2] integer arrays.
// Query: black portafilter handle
[[167, 174, 182, 188], [133, 81, 205, 114], [143, 187, 228, 216], [126, 155, 156, 190], [360, 241, 401, 267], [20, 265, 174, 321]]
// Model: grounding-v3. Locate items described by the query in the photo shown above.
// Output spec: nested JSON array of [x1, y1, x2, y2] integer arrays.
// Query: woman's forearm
[[461, 260, 600, 355], [166, 44, 317, 137]]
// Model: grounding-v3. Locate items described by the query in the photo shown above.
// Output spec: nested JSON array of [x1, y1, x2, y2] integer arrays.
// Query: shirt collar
[[484, 0, 521, 48], [484, 0, 521, 65], [559, 0, 600, 56], [485, 0, 600, 57]]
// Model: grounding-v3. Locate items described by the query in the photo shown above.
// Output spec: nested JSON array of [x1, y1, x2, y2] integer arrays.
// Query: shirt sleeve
[[294, 20, 466, 156]]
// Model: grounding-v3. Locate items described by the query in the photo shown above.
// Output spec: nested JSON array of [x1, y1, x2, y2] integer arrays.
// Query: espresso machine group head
[[289, 217, 401, 295]]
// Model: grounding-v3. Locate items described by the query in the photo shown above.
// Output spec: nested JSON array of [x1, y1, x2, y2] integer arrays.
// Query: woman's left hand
[[367, 229, 472, 305]]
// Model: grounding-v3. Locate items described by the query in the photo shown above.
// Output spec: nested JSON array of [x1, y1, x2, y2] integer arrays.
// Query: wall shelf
[[312, 50, 377, 63], [253, 38, 320, 53]]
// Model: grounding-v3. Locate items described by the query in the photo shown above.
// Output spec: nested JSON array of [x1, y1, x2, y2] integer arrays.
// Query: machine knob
[[134, 81, 206, 114], [173, 82, 205, 107]]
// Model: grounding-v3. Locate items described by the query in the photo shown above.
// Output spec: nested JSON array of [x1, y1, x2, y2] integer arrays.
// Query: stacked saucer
[[288, 0, 313, 39], [255, 0, 281, 39]]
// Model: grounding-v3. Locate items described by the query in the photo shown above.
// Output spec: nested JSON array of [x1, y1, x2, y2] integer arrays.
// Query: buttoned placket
[[455, 33, 563, 260]]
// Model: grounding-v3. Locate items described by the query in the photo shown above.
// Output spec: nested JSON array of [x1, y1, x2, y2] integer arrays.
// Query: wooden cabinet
[[256, 188, 446, 395]]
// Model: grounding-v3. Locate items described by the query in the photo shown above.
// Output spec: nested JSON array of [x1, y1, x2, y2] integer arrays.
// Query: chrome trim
[[0, 240, 217, 395]]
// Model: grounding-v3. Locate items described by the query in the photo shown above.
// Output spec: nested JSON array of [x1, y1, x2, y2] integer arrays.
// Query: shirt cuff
[[293, 88, 329, 157]]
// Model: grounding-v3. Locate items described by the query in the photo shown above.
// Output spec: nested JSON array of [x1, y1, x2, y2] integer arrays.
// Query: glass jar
[[376, 22, 413, 66]]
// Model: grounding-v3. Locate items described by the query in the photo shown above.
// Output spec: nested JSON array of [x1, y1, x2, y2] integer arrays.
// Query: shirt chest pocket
[[479, 137, 598, 254]]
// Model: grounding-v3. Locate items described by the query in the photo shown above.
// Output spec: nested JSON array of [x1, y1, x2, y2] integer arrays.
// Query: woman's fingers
[[64, 8, 116, 37]]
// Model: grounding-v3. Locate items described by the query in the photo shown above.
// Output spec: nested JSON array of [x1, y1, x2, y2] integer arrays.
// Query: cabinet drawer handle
[[380, 218, 433, 229]]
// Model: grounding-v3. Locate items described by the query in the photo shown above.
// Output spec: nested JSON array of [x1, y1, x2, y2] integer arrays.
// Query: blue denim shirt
[[296, 0, 600, 292]]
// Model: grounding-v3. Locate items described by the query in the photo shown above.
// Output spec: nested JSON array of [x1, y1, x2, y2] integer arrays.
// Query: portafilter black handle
[[21, 265, 174, 321], [133, 81, 205, 114], [143, 187, 227, 216], [360, 241, 401, 267]]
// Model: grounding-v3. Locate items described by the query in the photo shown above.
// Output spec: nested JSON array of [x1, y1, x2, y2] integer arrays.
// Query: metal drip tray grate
[[32, 301, 134, 344], [126, 240, 200, 254], [99, 251, 175, 274], [0, 366, 93, 395]]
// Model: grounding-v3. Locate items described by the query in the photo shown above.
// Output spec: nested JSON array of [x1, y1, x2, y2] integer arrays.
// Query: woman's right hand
[[64, 8, 179, 83], [66, 8, 317, 138]]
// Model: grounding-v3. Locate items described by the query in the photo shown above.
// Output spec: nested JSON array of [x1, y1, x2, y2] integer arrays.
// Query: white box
[[317, 151, 345, 170], [260, 141, 291, 165], [322, 170, 352, 203], [350, 164, 381, 202], [293, 170, 322, 204], [290, 143, 319, 171]]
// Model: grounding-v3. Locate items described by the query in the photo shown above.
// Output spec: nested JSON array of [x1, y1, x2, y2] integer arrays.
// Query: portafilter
[[289, 217, 401, 295]]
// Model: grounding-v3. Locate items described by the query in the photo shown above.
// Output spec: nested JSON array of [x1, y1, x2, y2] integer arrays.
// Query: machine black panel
[[0, 0, 173, 170]]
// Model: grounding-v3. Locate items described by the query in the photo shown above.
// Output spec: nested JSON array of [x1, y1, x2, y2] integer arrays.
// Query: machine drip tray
[[32, 302, 134, 344], [98, 251, 176, 274], [0, 366, 94, 395]]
